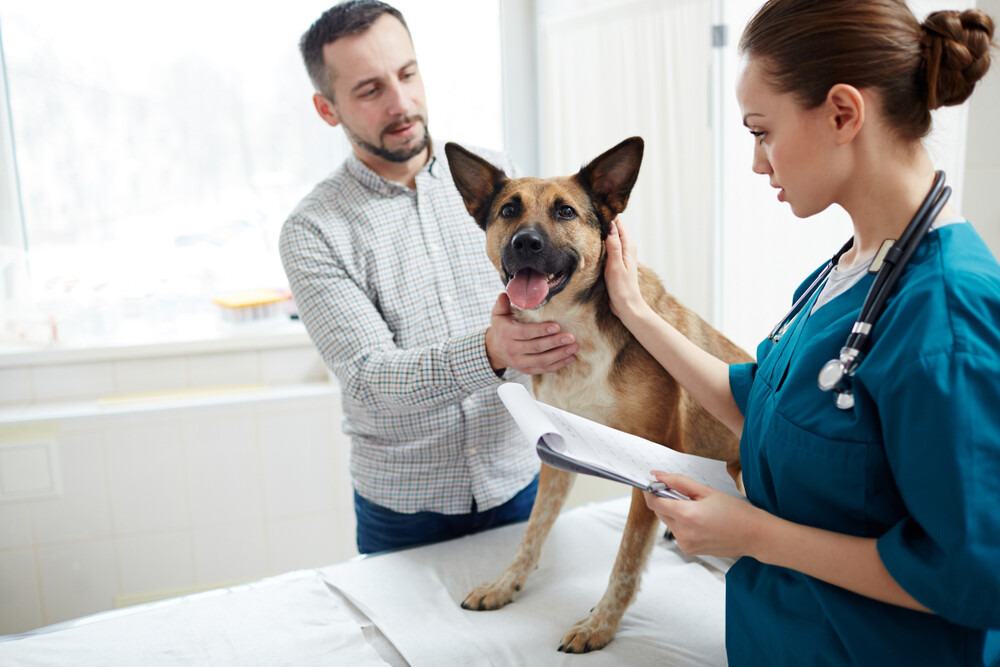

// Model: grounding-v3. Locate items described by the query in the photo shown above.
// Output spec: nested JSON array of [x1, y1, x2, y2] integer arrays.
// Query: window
[[0, 1, 502, 348]]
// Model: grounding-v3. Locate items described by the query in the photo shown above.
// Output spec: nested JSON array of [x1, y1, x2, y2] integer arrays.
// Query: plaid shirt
[[279, 141, 537, 514]]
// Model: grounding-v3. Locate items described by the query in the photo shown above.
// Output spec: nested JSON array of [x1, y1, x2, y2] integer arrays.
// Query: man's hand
[[485, 293, 577, 376]]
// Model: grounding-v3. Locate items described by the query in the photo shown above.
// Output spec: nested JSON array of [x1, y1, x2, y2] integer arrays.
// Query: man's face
[[322, 14, 429, 165]]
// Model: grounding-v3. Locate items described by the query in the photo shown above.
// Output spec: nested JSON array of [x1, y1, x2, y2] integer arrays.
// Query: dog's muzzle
[[502, 226, 576, 310]]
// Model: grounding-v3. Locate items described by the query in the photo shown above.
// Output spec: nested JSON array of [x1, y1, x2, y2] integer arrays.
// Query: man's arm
[[281, 215, 576, 411]]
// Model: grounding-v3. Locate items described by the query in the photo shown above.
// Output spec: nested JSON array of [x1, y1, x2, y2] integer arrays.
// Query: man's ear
[[313, 93, 341, 128], [575, 137, 644, 231], [444, 142, 508, 229], [826, 84, 865, 145]]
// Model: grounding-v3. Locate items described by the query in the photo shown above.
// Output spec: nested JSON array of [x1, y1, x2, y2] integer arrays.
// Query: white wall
[[716, 0, 986, 353], [962, 0, 1000, 257], [0, 339, 356, 634]]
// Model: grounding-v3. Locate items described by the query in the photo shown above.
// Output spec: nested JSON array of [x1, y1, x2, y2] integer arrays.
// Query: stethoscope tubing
[[842, 171, 951, 361], [766, 171, 951, 408]]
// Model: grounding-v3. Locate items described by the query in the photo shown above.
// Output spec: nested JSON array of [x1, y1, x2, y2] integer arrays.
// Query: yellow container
[[212, 289, 289, 323]]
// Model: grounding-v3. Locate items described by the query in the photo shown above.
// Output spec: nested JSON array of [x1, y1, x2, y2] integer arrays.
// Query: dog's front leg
[[461, 464, 572, 611], [558, 487, 659, 653]]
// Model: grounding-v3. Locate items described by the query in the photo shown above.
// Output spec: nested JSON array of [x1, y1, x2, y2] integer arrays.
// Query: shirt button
[[468, 447, 478, 455]]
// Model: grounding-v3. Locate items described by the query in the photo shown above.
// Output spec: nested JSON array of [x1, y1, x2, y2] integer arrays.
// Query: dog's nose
[[511, 227, 545, 255]]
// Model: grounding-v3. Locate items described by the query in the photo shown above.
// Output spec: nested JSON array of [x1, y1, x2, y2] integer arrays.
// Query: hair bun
[[921, 9, 995, 109]]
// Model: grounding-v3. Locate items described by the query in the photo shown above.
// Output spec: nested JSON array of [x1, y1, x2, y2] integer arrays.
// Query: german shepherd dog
[[444, 137, 751, 653]]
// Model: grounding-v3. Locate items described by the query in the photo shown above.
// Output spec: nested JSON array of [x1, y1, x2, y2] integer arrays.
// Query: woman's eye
[[749, 130, 766, 144], [556, 206, 576, 220], [500, 204, 516, 218]]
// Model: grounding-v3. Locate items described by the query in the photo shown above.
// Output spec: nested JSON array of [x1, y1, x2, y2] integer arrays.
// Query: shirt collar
[[344, 137, 443, 195]]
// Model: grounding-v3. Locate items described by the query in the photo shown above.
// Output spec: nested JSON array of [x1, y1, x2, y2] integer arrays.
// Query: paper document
[[498, 383, 743, 500]]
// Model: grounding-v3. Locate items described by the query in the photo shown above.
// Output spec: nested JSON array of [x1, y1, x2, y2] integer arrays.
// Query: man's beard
[[343, 116, 430, 163]]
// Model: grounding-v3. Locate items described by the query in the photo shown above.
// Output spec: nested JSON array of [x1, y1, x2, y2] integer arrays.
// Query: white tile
[[259, 346, 327, 384], [193, 521, 267, 585], [105, 418, 190, 534], [0, 367, 33, 404], [31, 427, 112, 544], [116, 530, 194, 597], [0, 441, 56, 495], [37, 539, 118, 625], [33, 361, 115, 402], [181, 408, 265, 526], [266, 512, 349, 574], [0, 502, 32, 549], [258, 409, 335, 518], [187, 350, 260, 389], [0, 548, 43, 634], [113, 356, 188, 396]]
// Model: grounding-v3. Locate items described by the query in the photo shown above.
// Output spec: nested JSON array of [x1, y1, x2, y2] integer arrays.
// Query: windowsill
[[0, 380, 337, 425], [0, 316, 311, 369]]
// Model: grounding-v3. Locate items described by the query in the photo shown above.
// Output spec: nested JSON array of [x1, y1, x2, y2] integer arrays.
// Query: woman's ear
[[826, 83, 865, 145]]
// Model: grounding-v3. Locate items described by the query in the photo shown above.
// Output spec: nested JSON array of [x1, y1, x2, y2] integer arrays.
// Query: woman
[[604, 1, 1000, 664]]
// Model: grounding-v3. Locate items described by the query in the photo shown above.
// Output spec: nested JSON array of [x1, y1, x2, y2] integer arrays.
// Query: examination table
[[0, 496, 729, 665]]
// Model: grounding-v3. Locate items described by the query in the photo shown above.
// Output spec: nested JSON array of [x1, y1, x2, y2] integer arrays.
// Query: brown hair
[[300, 1, 409, 101], [738, 0, 995, 141]]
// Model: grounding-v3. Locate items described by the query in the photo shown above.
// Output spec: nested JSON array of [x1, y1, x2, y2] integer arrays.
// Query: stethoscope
[[767, 171, 952, 410]]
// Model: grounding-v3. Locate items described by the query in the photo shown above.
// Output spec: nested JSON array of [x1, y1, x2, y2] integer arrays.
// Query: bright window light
[[0, 1, 501, 348]]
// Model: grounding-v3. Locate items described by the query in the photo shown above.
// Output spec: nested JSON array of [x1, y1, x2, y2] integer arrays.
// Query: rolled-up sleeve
[[876, 351, 1000, 629], [729, 362, 758, 417]]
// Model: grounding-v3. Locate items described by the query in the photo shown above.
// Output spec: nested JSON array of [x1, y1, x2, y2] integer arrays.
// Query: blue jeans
[[354, 475, 539, 554]]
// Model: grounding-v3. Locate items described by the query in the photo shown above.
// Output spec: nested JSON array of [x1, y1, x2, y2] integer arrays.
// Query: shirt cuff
[[447, 329, 504, 393]]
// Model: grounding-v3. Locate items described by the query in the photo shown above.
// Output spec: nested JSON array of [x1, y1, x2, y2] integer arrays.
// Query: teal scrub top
[[726, 223, 1000, 666]]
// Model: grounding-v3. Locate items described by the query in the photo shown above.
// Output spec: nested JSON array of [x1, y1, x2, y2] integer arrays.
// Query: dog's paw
[[557, 613, 616, 653], [460, 579, 520, 611]]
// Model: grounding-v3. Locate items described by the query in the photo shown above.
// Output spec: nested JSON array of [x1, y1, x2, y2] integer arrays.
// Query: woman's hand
[[646, 472, 932, 612], [643, 472, 762, 559], [604, 217, 651, 326]]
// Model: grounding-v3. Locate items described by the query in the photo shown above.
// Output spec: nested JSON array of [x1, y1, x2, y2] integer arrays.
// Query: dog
[[444, 136, 752, 653]]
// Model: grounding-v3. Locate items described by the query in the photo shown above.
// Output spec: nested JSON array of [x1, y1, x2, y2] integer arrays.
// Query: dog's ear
[[576, 137, 644, 229], [444, 142, 508, 229]]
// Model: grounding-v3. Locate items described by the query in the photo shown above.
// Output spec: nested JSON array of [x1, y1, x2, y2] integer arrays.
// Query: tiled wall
[[0, 336, 628, 636], [0, 337, 359, 635]]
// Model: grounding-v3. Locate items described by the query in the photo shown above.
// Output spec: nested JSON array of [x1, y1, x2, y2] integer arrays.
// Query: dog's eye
[[556, 206, 577, 220], [500, 204, 516, 218]]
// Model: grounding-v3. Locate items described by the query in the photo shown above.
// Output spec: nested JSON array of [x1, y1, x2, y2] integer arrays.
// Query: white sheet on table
[[0, 570, 390, 666], [321, 496, 729, 666]]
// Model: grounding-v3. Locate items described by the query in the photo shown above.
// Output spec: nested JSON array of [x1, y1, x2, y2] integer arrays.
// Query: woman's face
[[736, 57, 840, 219]]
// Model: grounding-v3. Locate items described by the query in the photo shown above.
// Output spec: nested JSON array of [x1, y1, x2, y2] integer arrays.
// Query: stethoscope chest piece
[[809, 171, 950, 410], [835, 392, 855, 410], [818, 349, 859, 410], [818, 357, 848, 392]]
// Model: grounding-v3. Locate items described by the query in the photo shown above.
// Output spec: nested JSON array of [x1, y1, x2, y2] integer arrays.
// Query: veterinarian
[[280, 1, 578, 554], [604, 0, 1000, 664]]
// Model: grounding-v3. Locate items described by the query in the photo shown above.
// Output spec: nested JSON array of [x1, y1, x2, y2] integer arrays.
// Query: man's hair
[[299, 1, 409, 101]]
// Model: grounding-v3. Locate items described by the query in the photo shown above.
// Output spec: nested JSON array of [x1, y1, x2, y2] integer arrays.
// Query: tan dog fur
[[445, 137, 752, 653]]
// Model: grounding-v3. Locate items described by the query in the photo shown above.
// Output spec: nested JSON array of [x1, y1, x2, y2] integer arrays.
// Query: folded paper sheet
[[0, 570, 391, 666], [322, 497, 729, 666]]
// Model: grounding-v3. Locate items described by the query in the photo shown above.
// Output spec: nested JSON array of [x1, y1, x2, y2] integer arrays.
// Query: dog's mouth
[[504, 267, 571, 310]]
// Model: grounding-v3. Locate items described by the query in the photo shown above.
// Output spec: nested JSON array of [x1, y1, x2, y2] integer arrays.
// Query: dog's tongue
[[506, 269, 549, 310]]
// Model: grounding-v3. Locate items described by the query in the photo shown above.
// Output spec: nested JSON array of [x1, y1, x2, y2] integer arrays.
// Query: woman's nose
[[751, 146, 771, 176]]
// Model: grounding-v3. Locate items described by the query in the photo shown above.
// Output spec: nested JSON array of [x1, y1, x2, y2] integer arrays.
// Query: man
[[280, 1, 577, 554]]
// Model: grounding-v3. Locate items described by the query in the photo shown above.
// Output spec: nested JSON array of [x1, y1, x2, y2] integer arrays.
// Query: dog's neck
[[513, 274, 628, 345]]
